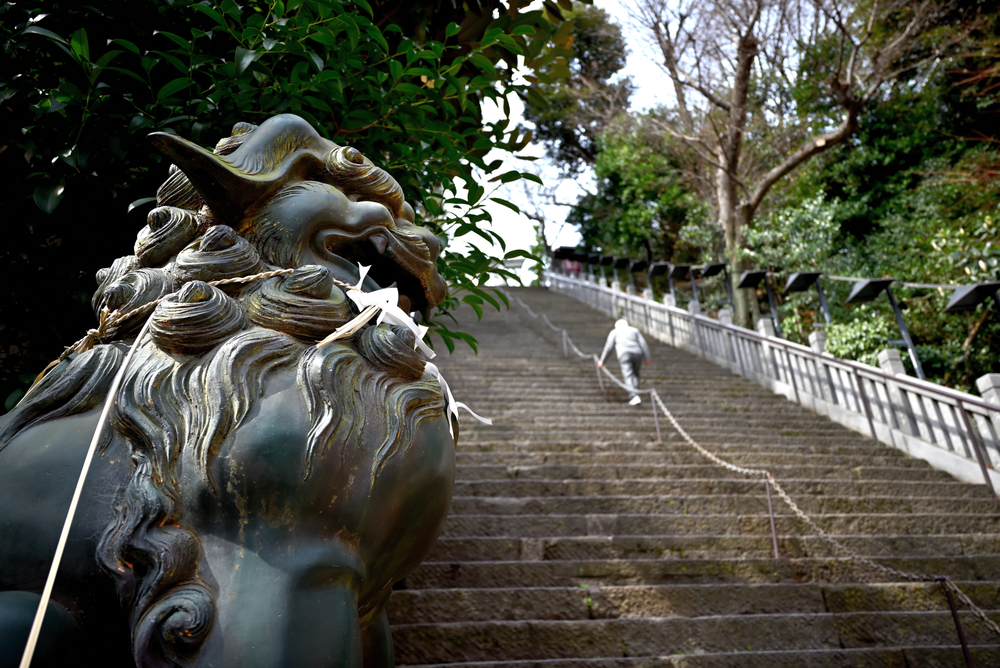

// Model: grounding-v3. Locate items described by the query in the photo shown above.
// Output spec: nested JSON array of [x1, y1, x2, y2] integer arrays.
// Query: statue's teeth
[[370, 233, 388, 255]]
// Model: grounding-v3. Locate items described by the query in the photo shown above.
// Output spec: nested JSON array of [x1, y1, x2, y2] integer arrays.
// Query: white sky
[[453, 0, 670, 284]]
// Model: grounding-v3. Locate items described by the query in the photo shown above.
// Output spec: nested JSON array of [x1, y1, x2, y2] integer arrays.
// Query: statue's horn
[[147, 132, 257, 222]]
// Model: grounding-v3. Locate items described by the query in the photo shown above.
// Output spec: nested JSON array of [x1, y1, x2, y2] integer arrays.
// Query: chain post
[[651, 390, 662, 443], [941, 578, 975, 668], [765, 478, 780, 559]]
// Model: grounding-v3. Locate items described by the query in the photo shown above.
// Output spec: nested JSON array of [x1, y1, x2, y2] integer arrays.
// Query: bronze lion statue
[[0, 114, 457, 668]]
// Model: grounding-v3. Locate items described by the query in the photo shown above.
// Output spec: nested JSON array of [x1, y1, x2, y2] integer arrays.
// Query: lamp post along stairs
[[388, 287, 1000, 667]]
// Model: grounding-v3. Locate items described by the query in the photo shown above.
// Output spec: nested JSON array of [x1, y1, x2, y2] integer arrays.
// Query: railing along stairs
[[544, 271, 1000, 495]]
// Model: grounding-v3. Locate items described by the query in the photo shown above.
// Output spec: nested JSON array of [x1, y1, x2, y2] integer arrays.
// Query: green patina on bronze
[[0, 115, 456, 668]]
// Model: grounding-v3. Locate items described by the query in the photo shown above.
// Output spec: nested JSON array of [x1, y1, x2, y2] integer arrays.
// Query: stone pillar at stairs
[[717, 307, 733, 326], [641, 288, 653, 301], [611, 280, 622, 292], [808, 327, 827, 354], [625, 285, 636, 296], [878, 348, 918, 438], [975, 374, 1000, 466], [663, 294, 676, 309], [755, 317, 780, 380]]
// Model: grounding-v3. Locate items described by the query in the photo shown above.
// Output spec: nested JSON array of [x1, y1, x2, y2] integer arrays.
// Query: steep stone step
[[456, 452, 917, 468], [425, 534, 1000, 562], [400, 646, 1000, 668], [452, 477, 992, 498], [392, 611, 999, 665], [408, 556, 1000, 589], [447, 494, 996, 516], [389, 582, 1000, 623], [456, 441, 888, 455], [440, 513, 1000, 538], [454, 463, 956, 482]]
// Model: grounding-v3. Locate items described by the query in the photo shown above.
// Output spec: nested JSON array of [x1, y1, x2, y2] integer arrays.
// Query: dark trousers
[[619, 354, 642, 400]]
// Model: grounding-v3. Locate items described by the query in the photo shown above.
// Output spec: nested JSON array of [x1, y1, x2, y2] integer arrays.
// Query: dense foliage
[[0, 0, 577, 410]]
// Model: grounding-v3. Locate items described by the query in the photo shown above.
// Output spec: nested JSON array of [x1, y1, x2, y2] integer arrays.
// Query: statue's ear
[[147, 132, 253, 223]]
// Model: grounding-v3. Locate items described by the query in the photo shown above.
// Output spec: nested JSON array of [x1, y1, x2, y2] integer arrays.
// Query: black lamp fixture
[[612, 257, 631, 286], [648, 262, 670, 300], [599, 255, 615, 281], [845, 278, 925, 380], [944, 281, 1000, 313], [698, 262, 732, 309], [669, 264, 693, 308], [738, 270, 782, 338], [783, 272, 832, 325], [629, 260, 648, 290], [587, 253, 601, 277]]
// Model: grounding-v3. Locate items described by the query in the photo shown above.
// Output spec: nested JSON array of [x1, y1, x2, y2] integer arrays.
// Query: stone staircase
[[388, 287, 1000, 667]]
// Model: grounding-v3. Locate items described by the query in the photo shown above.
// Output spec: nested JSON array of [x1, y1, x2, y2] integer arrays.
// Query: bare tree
[[631, 0, 956, 323]]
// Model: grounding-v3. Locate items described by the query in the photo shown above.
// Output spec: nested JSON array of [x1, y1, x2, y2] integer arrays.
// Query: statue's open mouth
[[323, 224, 446, 314]]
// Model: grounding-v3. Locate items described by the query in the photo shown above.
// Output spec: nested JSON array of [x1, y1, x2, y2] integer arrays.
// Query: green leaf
[[445, 22, 460, 38], [221, 0, 242, 19], [235, 46, 259, 75], [110, 38, 140, 54], [155, 30, 192, 50], [490, 197, 520, 214], [354, 0, 373, 17], [128, 197, 157, 214], [33, 184, 64, 215], [22, 26, 67, 44], [190, 3, 228, 28], [157, 77, 191, 100], [5, 389, 25, 412], [94, 49, 122, 70]]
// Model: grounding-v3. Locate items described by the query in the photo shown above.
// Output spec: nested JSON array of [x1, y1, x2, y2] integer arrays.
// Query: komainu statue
[[0, 115, 459, 668]]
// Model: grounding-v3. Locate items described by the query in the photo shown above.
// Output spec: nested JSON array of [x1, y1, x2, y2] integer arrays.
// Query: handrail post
[[695, 316, 706, 358], [562, 330, 567, 358], [957, 403, 997, 497], [853, 368, 878, 440], [784, 346, 801, 405], [594, 357, 605, 393]]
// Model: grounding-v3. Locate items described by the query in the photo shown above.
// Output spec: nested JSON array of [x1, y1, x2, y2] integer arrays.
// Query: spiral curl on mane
[[244, 265, 352, 341], [325, 145, 405, 217], [149, 282, 249, 356], [172, 226, 264, 289], [96, 268, 177, 336], [156, 164, 204, 212], [136, 207, 202, 268]]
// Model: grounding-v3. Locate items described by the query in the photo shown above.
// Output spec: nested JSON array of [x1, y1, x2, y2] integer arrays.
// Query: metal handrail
[[547, 272, 1000, 415]]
